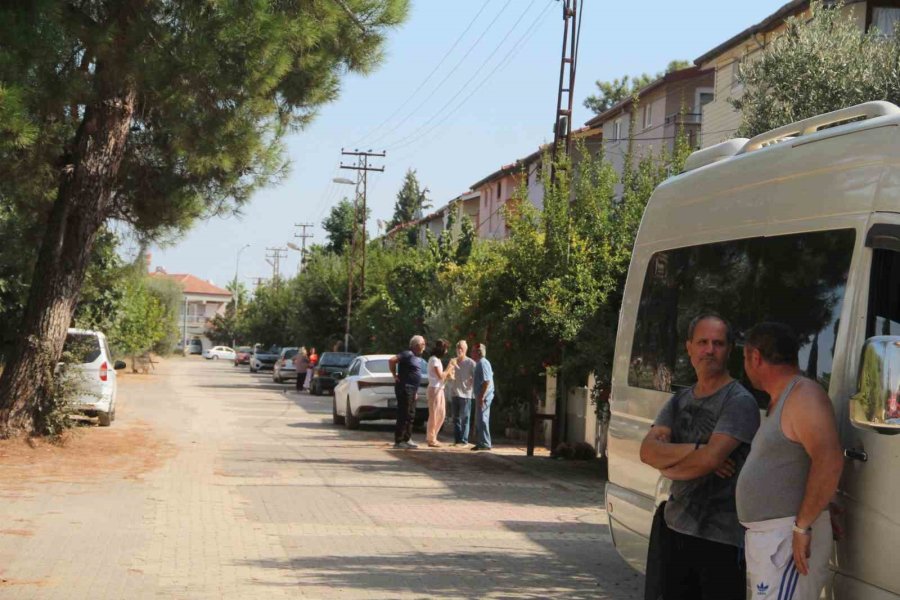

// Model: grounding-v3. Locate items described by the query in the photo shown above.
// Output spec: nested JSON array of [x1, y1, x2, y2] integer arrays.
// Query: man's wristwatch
[[792, 522, 812, 535]]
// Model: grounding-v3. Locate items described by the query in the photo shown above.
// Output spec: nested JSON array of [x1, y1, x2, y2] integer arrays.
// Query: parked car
[[273, 347, 299, 383], [234, 346, 253, 366], [188, 338, 203, 355], [203, 346, 235, 361], [332, 354, 428, 429], [249, 345, 281, 373], [61, 328, 126, 426], [309, 352, 356, 395]]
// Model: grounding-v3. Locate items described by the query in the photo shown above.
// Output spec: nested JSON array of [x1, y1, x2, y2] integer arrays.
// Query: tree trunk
[[0, 80, 136, 437]]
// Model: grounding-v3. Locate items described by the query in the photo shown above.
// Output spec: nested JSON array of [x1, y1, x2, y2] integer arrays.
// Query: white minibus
[[607, 101, 900, 599]]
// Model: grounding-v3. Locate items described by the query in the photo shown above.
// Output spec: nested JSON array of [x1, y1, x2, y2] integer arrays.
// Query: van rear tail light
[[99, 361, 108, 382]]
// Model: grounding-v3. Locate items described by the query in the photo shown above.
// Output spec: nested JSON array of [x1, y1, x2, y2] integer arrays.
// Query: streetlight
[[234, 244, 251, 310], [333, 177, 357, 352], [232, 243, 250, 349], [286, 242, 305, 275]]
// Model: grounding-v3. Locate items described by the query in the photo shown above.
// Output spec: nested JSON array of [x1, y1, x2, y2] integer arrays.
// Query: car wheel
[[332, 396, 345, 425], [345, 397, 360, 430], [312, 382, 321, 396], [212, 355, 218, 360], [98, 411, 112, 427]]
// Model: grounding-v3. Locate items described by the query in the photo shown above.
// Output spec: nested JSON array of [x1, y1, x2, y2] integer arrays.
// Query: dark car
[[234, 346, 252, 366], [250, 345, 281, 373], [310, 352, 357, 395]]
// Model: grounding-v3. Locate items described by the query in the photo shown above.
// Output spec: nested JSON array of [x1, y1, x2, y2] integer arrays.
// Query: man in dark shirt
[[639, 314, 760, 600], [389, 335, 427, 449]]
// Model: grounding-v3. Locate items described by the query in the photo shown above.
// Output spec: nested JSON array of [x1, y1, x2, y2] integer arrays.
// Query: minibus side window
[[629, 229, 856, 392], [867, 248, 900, 337]]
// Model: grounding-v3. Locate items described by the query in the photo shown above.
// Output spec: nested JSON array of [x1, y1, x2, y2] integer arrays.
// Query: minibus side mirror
[[850, 336, 900, 435]]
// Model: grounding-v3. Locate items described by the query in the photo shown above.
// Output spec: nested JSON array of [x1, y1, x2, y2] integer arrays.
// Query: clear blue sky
[[148, 0, 787, 289]]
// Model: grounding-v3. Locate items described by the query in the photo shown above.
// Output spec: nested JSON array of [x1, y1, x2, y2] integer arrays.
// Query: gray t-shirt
[[448, 357, 475, 399], [653, 380, 761, 547]]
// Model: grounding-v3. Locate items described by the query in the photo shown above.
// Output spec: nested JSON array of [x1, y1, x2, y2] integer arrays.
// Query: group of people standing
[[641, 314, 843, 600], [292, 346, 317, 392], [389, 335, 494, 451]]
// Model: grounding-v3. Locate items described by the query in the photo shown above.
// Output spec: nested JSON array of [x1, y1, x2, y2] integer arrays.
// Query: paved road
[[0, 357, 642, 599]]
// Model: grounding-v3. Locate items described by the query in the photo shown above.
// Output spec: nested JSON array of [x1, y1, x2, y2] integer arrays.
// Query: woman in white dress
[[426, 339, 455, 447]]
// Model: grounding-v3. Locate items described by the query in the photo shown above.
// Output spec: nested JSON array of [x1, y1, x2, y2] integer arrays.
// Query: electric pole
[[293, 223, 314, 273], [339, 148, 385, 352], [552, 0, 582, 164], [551, 0, 584, 452], [265, 247, 288, 285]]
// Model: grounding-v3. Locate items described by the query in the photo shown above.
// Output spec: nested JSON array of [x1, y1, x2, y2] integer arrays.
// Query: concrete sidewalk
[[0, 357, 641, 599]]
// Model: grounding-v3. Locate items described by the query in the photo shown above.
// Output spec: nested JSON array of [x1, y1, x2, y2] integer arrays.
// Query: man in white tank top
[[737, 322, 844, 600]]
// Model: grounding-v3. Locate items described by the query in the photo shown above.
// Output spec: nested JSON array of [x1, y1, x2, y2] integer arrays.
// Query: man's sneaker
[[393, 442, 403, 449], [405, 440, 419, 449]]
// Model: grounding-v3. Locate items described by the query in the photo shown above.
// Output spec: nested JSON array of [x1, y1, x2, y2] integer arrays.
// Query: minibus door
[[834, 223, 900, 599]]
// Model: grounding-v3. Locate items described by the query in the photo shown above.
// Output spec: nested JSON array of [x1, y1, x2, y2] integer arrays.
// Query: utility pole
[[251, 277, 268, 292], [550, 0, 584, 452], [552, 0, 582, 164], [265, 247, 288, 286], [339, 148, 385, 352], [293, 223, 314, 273]]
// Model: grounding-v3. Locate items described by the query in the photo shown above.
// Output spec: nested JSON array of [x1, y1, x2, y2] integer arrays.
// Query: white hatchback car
[[62, 329, 125, 426], [204, 346, 236, 361], [332, 354, 428, 430]]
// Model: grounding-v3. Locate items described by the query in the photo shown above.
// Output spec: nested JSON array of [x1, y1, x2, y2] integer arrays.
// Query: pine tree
[[0, 0, 408, 436]]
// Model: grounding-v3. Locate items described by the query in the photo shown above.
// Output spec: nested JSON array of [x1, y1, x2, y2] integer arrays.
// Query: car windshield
[[365, 359, 390, 374], [320, 353, 355, 367], [63, 333, 102, 364], [237, 347, 252, 353], [283, 348, 298, 359]]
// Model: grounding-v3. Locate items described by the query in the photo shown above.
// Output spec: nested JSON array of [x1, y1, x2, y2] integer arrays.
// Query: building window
[[497, 182, 502, 199], [695, 87, 714, 115], [613, 118, 622, 141], [642, 104, 652, 129], [868, 2, 900, 35]]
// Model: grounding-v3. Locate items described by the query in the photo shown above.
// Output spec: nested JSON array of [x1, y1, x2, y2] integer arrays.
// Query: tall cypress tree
[[388, 168, 431, 232]]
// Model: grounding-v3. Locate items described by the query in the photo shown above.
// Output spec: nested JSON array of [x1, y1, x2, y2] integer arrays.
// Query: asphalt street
[[0, 357, 642, 599]]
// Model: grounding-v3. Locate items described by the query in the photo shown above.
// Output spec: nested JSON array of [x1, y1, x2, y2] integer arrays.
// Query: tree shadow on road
[[233, 520, 641, 599]]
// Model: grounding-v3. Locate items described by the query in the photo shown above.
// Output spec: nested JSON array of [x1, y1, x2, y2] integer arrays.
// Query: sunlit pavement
[[0, 357, 641, 599]]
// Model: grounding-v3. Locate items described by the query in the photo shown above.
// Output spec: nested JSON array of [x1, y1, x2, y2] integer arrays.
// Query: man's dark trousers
[[394, 384, 418, 443], [660, 527, 745, 600]]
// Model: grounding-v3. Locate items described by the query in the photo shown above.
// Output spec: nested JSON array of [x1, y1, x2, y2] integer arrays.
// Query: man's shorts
[[742, 512, 831, 600]]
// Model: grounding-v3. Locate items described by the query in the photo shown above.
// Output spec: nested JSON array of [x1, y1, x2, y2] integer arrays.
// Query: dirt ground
[[0, 371, 174, 494]]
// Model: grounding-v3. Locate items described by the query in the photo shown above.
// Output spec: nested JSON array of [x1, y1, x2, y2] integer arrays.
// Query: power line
[[367, 0, 531, 148], [351, 0, 497, 147], [384, 0, 554, 154]]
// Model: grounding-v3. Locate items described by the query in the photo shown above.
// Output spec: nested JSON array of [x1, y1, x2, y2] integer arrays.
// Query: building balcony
[[664, 112, 702, 126]]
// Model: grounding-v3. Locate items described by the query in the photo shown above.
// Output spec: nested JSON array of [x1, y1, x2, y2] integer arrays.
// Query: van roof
[[641, 102, 900, 249]]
